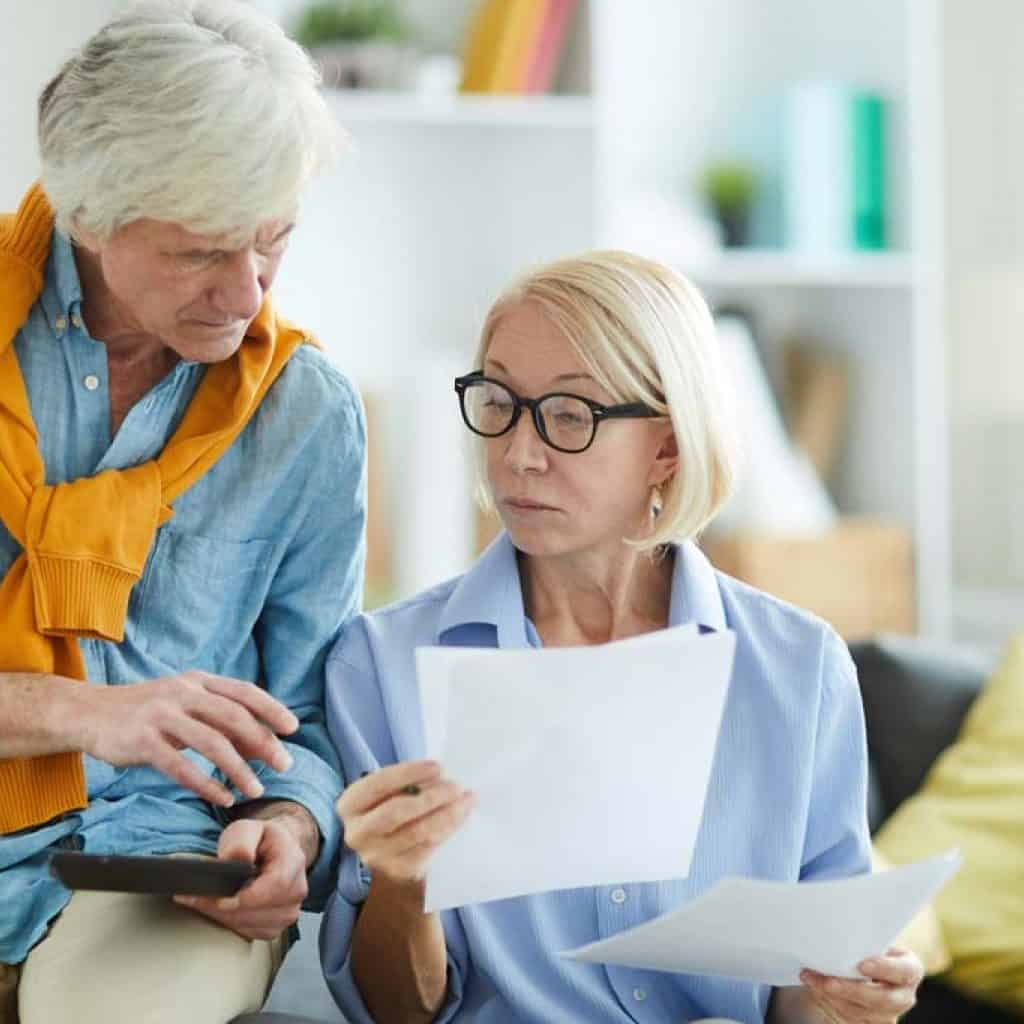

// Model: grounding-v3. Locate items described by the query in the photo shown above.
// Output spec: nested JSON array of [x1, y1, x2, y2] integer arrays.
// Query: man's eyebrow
[[267, 223, 296, 245]]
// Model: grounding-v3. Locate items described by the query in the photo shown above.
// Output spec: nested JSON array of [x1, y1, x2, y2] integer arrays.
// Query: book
[[852, 92, 886, 249], [782, 81, 888, 252], [459, 0, 512, 94], [523, 0, 579, 95], [487, 0, 548, 93]]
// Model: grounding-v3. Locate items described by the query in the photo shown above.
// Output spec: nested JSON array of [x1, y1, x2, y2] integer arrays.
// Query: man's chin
[[171, 326, 248, 363]]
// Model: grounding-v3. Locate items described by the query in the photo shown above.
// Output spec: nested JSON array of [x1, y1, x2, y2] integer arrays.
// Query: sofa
[[235, 634, 1020, 1023]]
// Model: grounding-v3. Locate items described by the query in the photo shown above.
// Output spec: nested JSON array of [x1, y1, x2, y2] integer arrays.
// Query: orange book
[[459, 0, 512, 94], [487, 0, 548, 93], [523, 0, 578, 94]]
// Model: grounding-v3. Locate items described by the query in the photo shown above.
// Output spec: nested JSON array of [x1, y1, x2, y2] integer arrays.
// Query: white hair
[[473, 250, 741, 548], [38, 0, 343, 243]]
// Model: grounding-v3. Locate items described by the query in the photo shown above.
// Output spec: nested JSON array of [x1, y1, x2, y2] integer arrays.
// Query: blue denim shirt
[[321, 533, 872, 1024], [0, 231, 365, 964]]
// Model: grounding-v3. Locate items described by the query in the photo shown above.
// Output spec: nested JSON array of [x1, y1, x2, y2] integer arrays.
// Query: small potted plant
[[293, 1, 411, 90], [700, 160, 757, 248]]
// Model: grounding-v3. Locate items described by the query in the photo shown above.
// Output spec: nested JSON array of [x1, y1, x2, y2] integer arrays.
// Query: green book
[[851, 92, 887, 249]]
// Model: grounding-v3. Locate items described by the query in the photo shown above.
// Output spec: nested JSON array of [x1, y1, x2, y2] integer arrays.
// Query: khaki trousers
[[0, 887, 286, 1024]]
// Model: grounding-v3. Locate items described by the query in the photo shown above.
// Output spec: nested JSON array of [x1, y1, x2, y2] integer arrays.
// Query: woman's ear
[[648, 428, 679, 487]]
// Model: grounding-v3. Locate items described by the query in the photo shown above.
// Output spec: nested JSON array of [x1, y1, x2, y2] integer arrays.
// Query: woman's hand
[[800, 947, 923, 1023], [336, 760, 476, 887]]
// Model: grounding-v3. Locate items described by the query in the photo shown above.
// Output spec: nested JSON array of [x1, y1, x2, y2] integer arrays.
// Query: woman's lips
[[503, 498, 558, 512]]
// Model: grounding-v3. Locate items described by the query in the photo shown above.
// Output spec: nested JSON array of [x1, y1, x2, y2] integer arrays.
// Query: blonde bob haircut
[[472, 250, 740, 550], [38, 0, 342, 245]]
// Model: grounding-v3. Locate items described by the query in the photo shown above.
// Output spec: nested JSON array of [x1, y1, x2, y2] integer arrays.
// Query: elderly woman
[[322, 251, 923, 1024], [0, 3, 364, 1023]]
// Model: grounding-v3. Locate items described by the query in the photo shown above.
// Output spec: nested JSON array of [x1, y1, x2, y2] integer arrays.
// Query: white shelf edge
[[680, 250, 915, 289], [326, 89, 595, 127]]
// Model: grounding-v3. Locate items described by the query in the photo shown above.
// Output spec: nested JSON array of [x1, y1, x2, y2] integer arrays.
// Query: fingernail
[[274, 750, 294, 772], [175, 895, 195, 907], [220, 792, 235, 807], [217, 897, 240, 911], [860, 958, 879, 971]]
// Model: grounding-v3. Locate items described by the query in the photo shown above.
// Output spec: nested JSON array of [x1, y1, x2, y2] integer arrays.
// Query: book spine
[[851, 91, 887, 249], [523, 0, 578, 95], [783, 81, 854, 253]]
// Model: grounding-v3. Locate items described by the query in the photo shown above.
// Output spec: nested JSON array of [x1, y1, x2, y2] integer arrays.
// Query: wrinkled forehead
[[128, 213, 297, 251]]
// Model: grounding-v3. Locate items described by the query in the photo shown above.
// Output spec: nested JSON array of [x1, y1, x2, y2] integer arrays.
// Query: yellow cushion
[[875, 633, 1024, 1014], [870, 847, 951, 975]]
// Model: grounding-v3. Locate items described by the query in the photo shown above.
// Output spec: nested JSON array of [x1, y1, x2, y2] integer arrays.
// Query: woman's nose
[[503, 410, 548, 473]]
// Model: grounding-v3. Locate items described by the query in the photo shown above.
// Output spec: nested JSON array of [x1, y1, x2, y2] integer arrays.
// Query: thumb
[[218, 818, 264, 863]]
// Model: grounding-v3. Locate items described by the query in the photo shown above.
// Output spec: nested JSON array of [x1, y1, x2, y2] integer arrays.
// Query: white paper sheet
[[562, 850, 962, 987], [417, 625, 736, 912]]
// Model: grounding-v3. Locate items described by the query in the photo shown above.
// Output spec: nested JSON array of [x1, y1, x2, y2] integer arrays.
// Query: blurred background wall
[[3, 0, 1022, 650]]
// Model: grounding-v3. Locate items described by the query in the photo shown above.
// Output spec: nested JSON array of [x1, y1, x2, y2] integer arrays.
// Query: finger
[[189, 691, 294, 773], [808, 972, 907, 1016], [147, 740, 236, 807], [361, 791, 476, 867], [218, 818, 263, 863], [173, 896, 297, 939], [802, 970, 873, 1011], [229, 827, 307, 910], [353, 779, 466, 841], [196, 674, 300, 735], [168, 716, 265, 800], [337, 761, 442, 818], [817, 989, 898, 1023], [858, 950, 923, 987]]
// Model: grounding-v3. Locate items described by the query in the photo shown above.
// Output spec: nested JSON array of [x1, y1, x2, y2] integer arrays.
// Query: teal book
[[851, 91, 887, 249]]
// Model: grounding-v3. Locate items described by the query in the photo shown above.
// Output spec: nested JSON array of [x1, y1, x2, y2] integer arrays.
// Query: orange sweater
[[0, 184, 312, 833]]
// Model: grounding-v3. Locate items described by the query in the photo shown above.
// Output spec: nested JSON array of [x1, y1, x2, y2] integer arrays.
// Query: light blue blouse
[[321, 533, 871, 1024]]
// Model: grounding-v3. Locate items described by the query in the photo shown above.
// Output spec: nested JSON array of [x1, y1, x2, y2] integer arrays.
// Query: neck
[[74, 242, 172, 366], [520, 540, 674, 647]]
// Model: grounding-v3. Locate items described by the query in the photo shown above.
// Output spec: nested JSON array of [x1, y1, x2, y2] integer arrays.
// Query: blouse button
[[633, 988, 647, 1002], [610, 887, 627, 905], [83, 374, 100, 391]]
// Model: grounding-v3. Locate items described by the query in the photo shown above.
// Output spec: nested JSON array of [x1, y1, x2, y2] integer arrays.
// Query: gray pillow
[[849, 636, 994, 819]]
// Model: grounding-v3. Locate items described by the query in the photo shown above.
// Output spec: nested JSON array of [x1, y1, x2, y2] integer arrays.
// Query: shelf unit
[[326, 90, 595, 127], [272, 0, 956, 634]]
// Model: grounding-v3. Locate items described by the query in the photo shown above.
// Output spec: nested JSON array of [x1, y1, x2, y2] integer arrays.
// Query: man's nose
[[210, 248, 263, 322]]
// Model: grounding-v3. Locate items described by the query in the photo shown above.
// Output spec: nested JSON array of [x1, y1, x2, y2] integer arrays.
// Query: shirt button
[[610, 887, 627, 905], [55, 316, 67, 331], [71, 313, 83, 329], [633, 988, 647, 1002], [83, 374, 100, 391]]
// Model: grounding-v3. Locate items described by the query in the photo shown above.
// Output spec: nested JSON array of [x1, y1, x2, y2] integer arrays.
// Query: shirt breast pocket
[[133, 526, 274, 668]]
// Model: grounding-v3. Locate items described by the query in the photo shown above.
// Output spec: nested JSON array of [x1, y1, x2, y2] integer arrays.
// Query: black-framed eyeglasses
[[454, 371, 659, 454]]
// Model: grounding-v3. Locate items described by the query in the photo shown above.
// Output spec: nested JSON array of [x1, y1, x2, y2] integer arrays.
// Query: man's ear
[[649, 428, 679, 487]]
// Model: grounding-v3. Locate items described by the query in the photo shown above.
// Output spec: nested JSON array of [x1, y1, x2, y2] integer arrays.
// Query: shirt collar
[[39, 229, 84, 339], [438, 532, 532, 648], [668, 539, 727, 632], [438, 532, 727, 647]]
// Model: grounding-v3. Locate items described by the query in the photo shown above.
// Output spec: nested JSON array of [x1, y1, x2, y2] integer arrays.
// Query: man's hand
[[173, 815, 310, 940], [71, 670, 299, 806]]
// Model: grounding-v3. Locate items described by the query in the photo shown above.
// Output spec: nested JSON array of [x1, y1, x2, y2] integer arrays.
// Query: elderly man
[[0, 2, 364, 1022]]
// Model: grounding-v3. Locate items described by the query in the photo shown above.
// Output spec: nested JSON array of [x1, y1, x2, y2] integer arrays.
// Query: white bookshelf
[[681, 251, 915, 290], [271, 0, 964, 633], [326, 90, 595, 127]]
